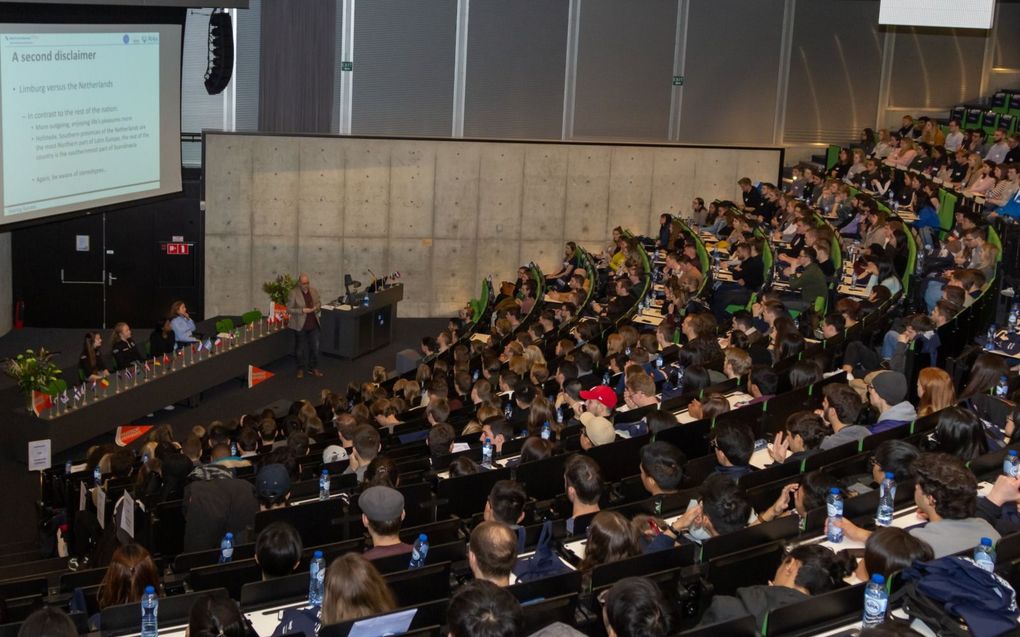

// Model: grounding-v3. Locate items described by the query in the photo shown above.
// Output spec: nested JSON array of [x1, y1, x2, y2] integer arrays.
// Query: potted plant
[[262, 274, 297, 306], [3, 348, 62, 408]]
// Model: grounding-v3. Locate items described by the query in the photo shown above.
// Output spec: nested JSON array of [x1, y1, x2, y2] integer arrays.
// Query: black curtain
[[259, 0, 337, 133]]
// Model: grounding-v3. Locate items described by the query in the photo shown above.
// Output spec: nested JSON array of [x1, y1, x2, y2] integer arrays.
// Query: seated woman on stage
[[79, 331, 109, 381], [110, 322, 143, 370], [169, 300, 199, 347], [149, 318, 175, 358]]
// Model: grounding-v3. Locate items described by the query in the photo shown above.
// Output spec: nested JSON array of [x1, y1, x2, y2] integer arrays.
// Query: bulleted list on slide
[[0, 31, 160, 216]]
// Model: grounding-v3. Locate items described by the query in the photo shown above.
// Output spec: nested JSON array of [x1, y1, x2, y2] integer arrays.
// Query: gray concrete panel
[[298, 139, 345, 237], [431, 238, 478, 316], [565, 145, 612, 242], [345, 141, 392, 238], [298, 236, 344, 304], [389, 238, 435, 316], [251, 138, 301, 238], [206, 234, 253, 317], [477, 144, 525, 240], [608, 148, 655, 237], [205, 136, 253, 236], [434, 142, 482, 239], [389, 142, 437, 239], [521, 145, 569, 241]]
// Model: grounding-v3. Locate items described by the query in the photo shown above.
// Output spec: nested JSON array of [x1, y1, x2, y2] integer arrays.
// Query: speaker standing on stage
[[288, 273, 323, 379]]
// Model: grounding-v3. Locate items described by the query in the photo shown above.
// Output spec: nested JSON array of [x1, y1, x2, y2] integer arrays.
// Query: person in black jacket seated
[[697, 544, 854, 628], [711, 240, 764, 320], [79, 331, 109, 382], [710, 422, 756, 481], [149, 318, 175, 358], [590, 277, 635, 322], [109, 322, 143, 370]]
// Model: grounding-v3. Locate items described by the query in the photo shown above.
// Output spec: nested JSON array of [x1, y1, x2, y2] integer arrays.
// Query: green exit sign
[[341, 61, 353, 72], [672, 75, 684, 86]]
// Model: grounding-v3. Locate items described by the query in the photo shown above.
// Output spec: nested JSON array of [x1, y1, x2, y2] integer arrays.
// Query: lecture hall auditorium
[[2, 1, 1020, 637]]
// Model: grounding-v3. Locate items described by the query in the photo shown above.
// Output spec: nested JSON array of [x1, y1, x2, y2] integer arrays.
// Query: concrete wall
[[0, 233, 10, 335], [204, 134, 781, 318]]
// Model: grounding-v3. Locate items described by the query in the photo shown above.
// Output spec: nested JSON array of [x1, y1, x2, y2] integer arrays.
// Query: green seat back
[[825, 144, 840, 172]]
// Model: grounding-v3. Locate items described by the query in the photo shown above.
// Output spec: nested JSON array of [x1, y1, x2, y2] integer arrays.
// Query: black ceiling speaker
[[204, 9, 234, 95]]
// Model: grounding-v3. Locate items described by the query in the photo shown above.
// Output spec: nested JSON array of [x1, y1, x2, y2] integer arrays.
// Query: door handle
[[108, 272, 117, 285]]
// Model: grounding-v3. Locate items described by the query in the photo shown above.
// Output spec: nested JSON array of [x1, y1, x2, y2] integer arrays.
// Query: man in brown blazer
[[288, 273, 323, 378]]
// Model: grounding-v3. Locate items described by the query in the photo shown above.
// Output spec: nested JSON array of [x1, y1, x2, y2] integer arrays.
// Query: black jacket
[[699, 585, 809, 628], [182, 467, 258, 552], [111, 339, 143, 370], [733, 256, 764, 290]]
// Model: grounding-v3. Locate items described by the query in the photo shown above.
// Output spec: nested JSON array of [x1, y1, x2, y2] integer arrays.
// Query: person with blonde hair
[[916, 367, 957, 417]]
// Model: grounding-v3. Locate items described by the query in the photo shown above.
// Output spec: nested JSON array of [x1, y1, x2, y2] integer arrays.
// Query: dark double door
[[12, 178, 204, 330]]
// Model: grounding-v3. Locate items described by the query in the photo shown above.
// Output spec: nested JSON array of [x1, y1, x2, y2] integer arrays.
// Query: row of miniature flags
[[31, 316, 287, 417]]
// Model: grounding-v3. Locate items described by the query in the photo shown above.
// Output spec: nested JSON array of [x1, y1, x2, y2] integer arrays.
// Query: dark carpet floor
[[0, 318, 447, 557]]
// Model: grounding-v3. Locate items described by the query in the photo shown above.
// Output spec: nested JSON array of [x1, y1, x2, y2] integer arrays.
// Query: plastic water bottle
[[997, 375, 1010, 398], [826, 488, 844, 544], [473, 369, 480, 382], [319, 469, 330, 501], [862, 574, 888, 628], [308, 550, 325, 606], [1009, 306, 1018, 332], [1004, 450, 1019, 477], [230, 442, 238, 457], [986, 325, 997, 351], [409, 534, 429, 568], [482, 438, 493, 466], [603, 371, 612, 386], [974, 537, 996, 572], [65, 459, 72, 475], [503, 402, 513, 420], [140, 585, 158, 637], [541, 422, 552, 440], [556, 408, 564, 426], [656, 353, 664, 369], [362, 294, 370, 307], [876, 472, 896, 527], [218, 532, 234, 563], [93, 465, 102, 486]]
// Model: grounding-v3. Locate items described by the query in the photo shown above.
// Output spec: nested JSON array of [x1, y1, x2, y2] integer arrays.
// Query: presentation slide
[[879, 0, 994, 29], [0, 23, 181, 228]]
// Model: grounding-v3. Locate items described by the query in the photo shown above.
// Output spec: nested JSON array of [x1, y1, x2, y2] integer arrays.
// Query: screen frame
[[0, 3, 185, 232]]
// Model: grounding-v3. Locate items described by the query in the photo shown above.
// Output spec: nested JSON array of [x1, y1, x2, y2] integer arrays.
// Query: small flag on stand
[[248, 365, 274, 388], [31, 390, 53, 416]]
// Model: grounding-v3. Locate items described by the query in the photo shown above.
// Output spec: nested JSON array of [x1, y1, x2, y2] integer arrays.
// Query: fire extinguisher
[[13, 299, 24, 329]]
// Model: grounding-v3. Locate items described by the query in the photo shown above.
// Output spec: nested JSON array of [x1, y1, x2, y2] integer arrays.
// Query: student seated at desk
[[652, 474, 752, 547], [255, 522, 302, 581], [273, 553, 396, 636], [188, 595, 256, 637], [756, 470, 844, 526], [710, 422, 756, 481], [848, 527, 933, 586], [579, 511, 642, 577], [768, 411, 828, 466], [564, 455, 604, 535], [697, 544, 854, 628], [602, 577, 674, 637], [468, 522, 518, 588], [833, 452, 1000, 558], [359, 486, 413, 560]]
